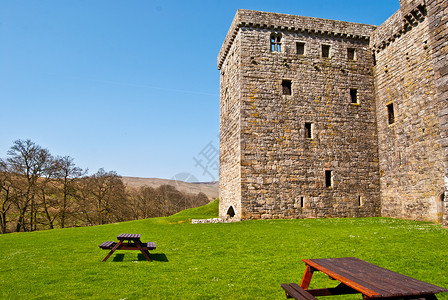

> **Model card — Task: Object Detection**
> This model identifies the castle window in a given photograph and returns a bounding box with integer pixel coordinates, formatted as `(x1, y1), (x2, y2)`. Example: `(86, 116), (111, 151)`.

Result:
(223, 87), (229, 114)
(270, 33), (282, 52)
(325, 170), (332, 187)
(300, 197), (304, 208)
(282, 79), (291, 95)
(358, 195), (363, 207)
(296, 42), (305, 55)
(387, 103), (395, 124)
(305, 122), (313, 139)
(350, 89), (358, 104)
(322, 44), (331, 58)
(347, 48), (356, 60)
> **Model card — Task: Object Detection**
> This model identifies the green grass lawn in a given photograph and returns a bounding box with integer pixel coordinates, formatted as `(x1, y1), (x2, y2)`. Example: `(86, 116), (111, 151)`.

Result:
(1, 199), (447, 299)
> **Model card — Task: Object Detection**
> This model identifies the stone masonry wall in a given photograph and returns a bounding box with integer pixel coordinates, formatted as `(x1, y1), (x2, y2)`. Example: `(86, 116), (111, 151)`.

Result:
(426, 0), (448, 226)
(218, 4), (447, 224)
(371, 1), (446, 223)
(219, 10), (380, 220)
(219, 28), (242, 221)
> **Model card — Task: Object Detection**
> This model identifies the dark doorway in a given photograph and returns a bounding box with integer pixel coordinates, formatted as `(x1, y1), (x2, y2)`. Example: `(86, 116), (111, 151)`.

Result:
(227, 206), (236, 218)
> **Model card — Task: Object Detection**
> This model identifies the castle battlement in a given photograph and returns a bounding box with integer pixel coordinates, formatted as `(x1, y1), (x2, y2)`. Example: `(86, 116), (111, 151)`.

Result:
(371, 1), (427, 52)
(218, 9), (376, 70)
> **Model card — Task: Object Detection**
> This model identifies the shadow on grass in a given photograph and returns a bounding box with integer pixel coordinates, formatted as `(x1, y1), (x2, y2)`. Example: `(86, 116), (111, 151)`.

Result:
(112, 254), (125, 262)
(111, 253), (168, 262)
(142, 253), (169, 262)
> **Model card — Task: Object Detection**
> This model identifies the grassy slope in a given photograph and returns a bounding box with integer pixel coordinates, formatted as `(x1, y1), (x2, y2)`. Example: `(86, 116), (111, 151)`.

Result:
(0, 199), (447, 299)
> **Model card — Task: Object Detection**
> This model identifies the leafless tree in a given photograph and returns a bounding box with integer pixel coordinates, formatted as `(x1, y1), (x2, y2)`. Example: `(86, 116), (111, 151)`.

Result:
(85, 168), (127, 225)
(0, 160), (17, 234)
(6, 139), (54, 232)
(54, 156), (86, 228)
(0, 140), (213, 233)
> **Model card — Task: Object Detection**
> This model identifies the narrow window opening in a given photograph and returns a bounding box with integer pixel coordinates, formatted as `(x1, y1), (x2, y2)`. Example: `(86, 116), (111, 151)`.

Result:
(322, 45), (330, 58)
(325, 170), (332, 187)
(373, 52), (377, 66)
(347, 48), (356, 60)
(296, 42), (305, 55)
(350, 89), (358, 104)
(223, 87), (229, 114)
(387, 103), (395, 125)
(270, 33), (282, 52)
(305, 122), (313, 139)
(282, 79), (292, 95)
(441, 193), (445, 202)
(226, 206), (236, 218)
(358, 196), (363, 207)
(300, 197), (304, 208)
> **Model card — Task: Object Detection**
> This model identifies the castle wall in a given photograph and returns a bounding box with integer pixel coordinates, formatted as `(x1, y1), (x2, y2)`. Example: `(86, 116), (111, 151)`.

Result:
(218, 3), (447, 224)
(219, 31), (243, 221)
(371, 1), (446, 222)
(219, 10), (380, 220)
(426, 0), (448, 226)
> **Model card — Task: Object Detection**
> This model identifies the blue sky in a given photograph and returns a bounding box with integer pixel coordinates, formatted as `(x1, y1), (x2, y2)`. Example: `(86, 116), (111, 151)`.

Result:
(0, 0), (399, 182)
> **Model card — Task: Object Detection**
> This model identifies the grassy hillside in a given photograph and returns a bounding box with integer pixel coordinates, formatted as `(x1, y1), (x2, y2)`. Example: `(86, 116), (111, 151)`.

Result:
(121, 176), (219, 200)
(1, 200), (447, 299)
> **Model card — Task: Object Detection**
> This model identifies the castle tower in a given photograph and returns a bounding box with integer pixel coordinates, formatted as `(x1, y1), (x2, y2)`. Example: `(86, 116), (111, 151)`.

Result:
(218, 10), (380, 221)
(218, 2), (447, 225)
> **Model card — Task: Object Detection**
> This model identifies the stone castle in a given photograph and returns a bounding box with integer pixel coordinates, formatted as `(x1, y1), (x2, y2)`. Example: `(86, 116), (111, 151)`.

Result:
(218, 0), (448, 226)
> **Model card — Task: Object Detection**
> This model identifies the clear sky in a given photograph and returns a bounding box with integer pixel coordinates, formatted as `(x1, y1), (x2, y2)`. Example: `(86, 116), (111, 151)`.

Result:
(0, 0), (400, 182)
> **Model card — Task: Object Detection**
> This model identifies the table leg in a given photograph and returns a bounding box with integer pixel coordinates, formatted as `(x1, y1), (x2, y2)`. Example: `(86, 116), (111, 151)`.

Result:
(135, 241), (152, 262)
(300, 265), (315, 289)
(102, 241), (122, 262)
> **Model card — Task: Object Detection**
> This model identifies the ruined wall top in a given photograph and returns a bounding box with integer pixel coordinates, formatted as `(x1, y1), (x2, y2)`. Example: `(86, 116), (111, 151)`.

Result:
(217, 9), (377, 70)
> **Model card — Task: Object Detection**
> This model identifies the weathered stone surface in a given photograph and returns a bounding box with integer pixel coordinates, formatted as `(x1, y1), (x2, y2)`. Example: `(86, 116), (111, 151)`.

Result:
(372, 0), (447, 224)
(218, 1), (447, 225)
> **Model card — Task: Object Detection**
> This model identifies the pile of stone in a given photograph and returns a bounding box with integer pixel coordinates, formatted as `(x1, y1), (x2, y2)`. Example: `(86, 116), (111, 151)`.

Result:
(191, 218), (223, 224)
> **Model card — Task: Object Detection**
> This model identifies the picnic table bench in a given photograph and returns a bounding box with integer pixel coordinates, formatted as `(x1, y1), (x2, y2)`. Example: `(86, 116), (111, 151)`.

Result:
(282, 257), (447, 300)
(99, 233), (156, 262)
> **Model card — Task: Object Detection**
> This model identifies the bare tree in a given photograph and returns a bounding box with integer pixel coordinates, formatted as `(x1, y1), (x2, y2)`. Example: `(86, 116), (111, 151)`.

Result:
(0, 140), (213, 233)
(6, 139), (54, 232)
(0, 159), (17, 234)
(36, 155), (64, 229)
(87, 168), (127, 225)
(127, 186), (161, 219)
(125, 185), (211, 221)
(54, 156), (86, 228)
(73, 177), (95, 226)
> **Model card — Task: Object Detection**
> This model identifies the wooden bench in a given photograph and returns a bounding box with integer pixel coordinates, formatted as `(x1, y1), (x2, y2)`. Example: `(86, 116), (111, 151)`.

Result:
(99, 241), (115, 249)
(99, 233), (156, 262)
(284, 257), (448, 300)
(99, 241), (156, 250)
(281, 283), (318, 300)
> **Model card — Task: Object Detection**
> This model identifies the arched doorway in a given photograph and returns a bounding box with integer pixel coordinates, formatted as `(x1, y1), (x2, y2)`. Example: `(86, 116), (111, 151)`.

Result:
(226, 206), (236, 219)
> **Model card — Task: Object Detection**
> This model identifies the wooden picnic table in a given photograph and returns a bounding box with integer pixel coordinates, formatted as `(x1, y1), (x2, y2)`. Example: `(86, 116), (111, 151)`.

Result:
(99, 233), (156, 262)
(282, 257), (447, 300)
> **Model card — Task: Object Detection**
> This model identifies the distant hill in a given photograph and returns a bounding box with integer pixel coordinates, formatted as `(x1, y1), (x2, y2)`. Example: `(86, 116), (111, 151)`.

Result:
(121, 177), (219, 200)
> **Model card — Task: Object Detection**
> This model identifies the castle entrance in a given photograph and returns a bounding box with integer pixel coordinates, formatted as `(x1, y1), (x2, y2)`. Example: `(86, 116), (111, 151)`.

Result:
(226, 206), (236, 219)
